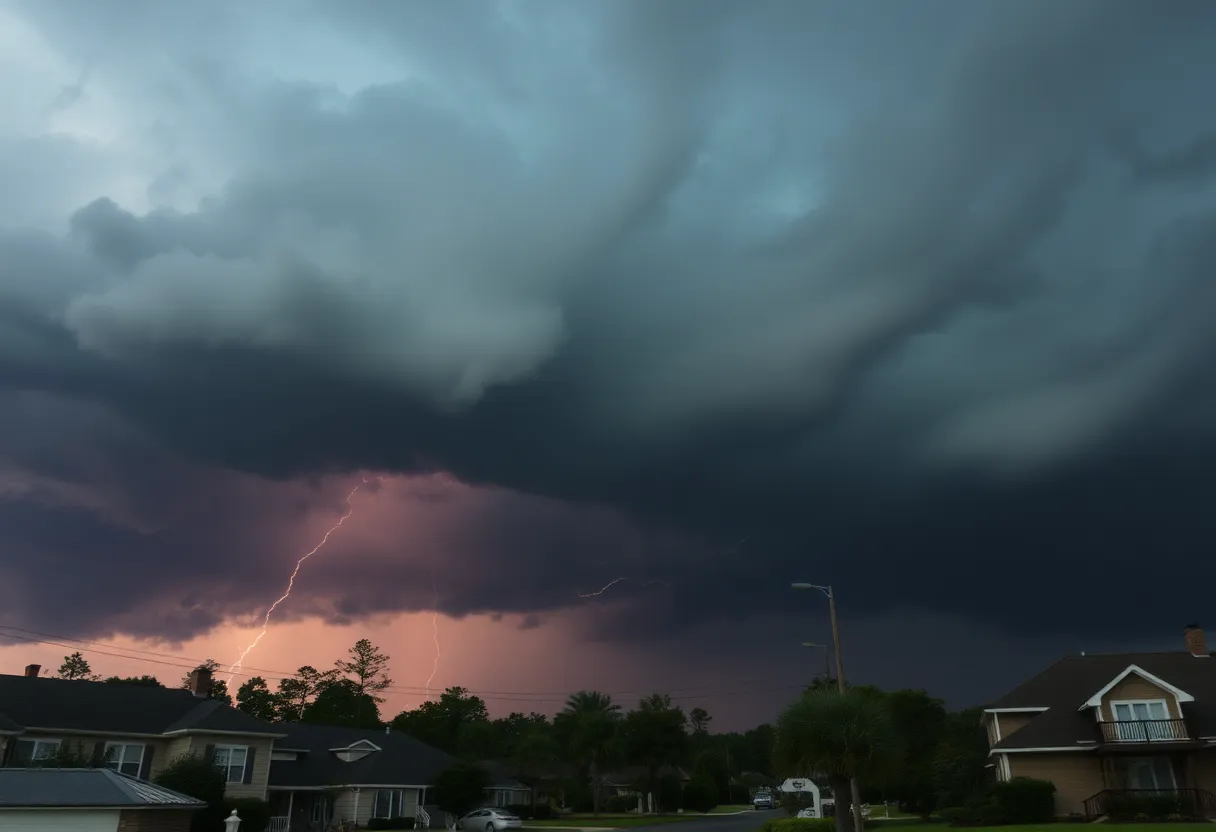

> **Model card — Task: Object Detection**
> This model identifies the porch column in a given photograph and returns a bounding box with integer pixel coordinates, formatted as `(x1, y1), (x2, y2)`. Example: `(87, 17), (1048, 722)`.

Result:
(287, 791), (294, 819)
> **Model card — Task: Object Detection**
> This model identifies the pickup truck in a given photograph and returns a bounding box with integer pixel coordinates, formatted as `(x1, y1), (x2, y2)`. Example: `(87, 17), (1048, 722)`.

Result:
(753, 792), (776, 810)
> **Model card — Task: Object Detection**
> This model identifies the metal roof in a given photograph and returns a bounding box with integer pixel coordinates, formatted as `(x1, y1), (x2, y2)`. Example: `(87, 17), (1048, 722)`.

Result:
(0, 768), (206, 808)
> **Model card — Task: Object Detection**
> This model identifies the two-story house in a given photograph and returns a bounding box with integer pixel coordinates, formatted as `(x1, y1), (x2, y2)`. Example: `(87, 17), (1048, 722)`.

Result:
(984, 625), (1216, 819)
(0, 664), (285, 801)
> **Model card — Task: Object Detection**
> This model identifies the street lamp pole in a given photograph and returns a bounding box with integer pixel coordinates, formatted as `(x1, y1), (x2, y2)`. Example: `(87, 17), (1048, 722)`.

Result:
(793, 583), (864, 832)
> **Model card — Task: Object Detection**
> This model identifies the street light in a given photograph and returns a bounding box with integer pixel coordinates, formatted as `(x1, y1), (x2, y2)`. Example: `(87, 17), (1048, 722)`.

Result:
(793, 582), (863, 832)
(801, 642), (831, 683)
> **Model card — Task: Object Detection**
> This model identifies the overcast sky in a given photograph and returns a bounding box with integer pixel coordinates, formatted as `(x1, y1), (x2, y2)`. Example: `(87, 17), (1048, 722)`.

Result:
(2, 0), (1216, 728)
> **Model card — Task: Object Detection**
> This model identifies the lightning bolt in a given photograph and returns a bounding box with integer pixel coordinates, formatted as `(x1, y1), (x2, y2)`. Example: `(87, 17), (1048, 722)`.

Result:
(426, 571), (441, 697)
(577, 577), (669, 598)
(227, 477), (368, 680)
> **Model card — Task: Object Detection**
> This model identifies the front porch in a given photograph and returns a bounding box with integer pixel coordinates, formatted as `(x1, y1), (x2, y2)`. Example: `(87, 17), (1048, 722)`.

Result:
(1083, 752), (1216, 820)
(267, 790), (332, 832)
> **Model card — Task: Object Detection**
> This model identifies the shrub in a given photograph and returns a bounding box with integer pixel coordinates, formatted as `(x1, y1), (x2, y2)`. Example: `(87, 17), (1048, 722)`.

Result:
(367, 818), (417, 830)
(153, 752), (226, 832)
(683, 775), (719, 813)
(531, 804), (554, 820)
(225, 798), (271, 832)
(604, 794), (638, 813)
(759, 818), (836, 832)
(433, 763), (491, 816)
(992, 777), (1055, 824)
(1107, 791), (1202, 821)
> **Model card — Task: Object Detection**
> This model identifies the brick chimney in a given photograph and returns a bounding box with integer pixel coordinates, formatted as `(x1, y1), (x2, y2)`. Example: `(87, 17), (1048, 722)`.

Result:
(23, 664), (40, 678)
(187, 665), (214, 698)
(1185, 624), (1209, 657)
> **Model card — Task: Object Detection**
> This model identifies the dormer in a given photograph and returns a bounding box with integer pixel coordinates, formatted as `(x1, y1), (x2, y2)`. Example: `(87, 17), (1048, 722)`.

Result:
(330, 738), (381, 762)
(1078, 663), (1195, 743)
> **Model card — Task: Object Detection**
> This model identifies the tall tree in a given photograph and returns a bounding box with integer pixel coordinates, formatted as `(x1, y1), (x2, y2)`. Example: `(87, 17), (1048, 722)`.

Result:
(102, 675), (164, 687)
(931, 708), (990, 809)
(180, 659), (231, 706)
(883, 689), (948, 817)
(689, 708), (712, 736)
(775, 688), (898, 832)
(335, 638), (394, 702)
(302, 678), (382, 728)
(276, 665), (340, 722)
(624, 694), (690, 812)
(236, 676), (281, 722)
(56, 652), (99, 680)
(391, 686), (490, 753)
(555, 690), (623, 815)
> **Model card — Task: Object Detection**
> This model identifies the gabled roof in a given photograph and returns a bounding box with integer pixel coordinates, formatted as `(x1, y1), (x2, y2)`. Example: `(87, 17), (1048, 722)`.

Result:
(0, 768), (206, 808)
(1078, 664), (1195, 710)
(0, 674), (283, 737)
(987, 651), (1216, 752)
(269, 725), (526, 790)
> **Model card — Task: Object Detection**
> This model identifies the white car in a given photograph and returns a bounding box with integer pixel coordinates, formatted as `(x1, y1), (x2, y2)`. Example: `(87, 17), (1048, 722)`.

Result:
(457, 809), (523, 832)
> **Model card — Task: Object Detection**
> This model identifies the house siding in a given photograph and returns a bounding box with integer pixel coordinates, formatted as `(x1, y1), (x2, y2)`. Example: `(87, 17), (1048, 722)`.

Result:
(997, 713), (1036, 738)
(170, 734), (274, 800)
(1099, 677), (1182, 720)
(335, 787), (421, 826)
(1007, 753), (1104, 816)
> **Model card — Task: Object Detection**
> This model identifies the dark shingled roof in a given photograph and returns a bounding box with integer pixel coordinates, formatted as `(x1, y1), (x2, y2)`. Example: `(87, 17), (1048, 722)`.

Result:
(0, 674), (283, 736)
(269, 723), (524, 789)
(988, 651), (1216, 751)
(0, 711), (22, 734)
(0, 767), (205, 808)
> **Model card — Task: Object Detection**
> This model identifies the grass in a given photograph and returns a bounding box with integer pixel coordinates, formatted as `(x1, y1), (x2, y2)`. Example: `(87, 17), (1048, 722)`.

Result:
(523, 817), (702, 828)
(708, 805), (752, 814)
(876, 825), (1215, 832)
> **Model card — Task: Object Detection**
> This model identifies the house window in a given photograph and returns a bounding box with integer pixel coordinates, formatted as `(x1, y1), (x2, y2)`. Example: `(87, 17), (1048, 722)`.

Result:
(103, 743), (145, 778)
(1111, 700), (1172, 741)
(375, 789), (407, 818)
(312, 795), (328, 825)
(213, 745), (249, 783)
(12, 738), (60, 764)
(1116, 757), (1176, 791)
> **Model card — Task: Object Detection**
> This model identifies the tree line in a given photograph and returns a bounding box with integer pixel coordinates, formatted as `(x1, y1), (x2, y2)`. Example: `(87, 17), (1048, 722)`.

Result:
(53, 642), (989, 822)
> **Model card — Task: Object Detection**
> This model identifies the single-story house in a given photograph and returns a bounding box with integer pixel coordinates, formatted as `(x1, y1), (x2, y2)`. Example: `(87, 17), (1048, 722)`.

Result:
(0, 766), (205, 831)
(267, 722), (530, 830)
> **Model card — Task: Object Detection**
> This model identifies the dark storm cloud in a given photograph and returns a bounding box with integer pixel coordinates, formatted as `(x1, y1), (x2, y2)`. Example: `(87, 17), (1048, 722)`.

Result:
(3, 0), (1216, 652)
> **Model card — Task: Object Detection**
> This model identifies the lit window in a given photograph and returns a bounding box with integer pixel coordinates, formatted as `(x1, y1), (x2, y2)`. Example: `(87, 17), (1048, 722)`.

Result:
(212, 746), (249, 783)
(104, 743), (145, 778)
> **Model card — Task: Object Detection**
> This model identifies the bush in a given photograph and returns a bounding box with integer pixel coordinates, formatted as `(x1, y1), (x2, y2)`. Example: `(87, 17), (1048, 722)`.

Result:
(604, 794), (639, 813)
(943, 777), (1055, 826)
(367, 818), (417, 830)
(152, 752), (226, 832)
(683, 776), (719, 814)
(225, 798), (271, 832)
(531, 804), (554, 820)
(433, 763), (491, 816)
(759, 818), (836, 832)
(993, 777), (1055, 824)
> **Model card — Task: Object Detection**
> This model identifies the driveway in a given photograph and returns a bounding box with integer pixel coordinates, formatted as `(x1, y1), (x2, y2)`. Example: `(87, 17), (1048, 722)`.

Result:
(629, 809), (783, 832)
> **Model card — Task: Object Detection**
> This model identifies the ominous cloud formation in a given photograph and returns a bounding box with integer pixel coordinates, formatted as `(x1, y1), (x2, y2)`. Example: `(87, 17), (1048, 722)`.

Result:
(3, 0), (1216, 697)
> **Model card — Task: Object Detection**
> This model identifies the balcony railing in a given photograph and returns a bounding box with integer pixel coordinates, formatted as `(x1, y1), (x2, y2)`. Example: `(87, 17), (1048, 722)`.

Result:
(1099, 718), (1190, 743)
(1084, 788), (1216, 820)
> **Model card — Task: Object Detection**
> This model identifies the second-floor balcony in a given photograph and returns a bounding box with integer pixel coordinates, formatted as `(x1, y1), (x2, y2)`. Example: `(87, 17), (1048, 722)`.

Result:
(1099, 718), (1191, 744)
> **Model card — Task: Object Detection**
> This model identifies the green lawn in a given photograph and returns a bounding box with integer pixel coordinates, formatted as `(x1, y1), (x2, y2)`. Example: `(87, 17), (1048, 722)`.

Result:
(889, 825), (1215, 832)
(708, 805), (752, 814)
(524, 817), (702, 828)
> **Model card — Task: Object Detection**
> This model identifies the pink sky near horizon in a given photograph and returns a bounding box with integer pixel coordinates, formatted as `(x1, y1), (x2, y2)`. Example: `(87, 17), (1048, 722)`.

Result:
(0, 607), (761, 723)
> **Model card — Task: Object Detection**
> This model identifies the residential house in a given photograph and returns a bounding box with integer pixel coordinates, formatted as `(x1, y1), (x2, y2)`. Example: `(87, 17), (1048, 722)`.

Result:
(984, 625), (1216, 819)
(267, 722), (529, 831)
(0, 767), (205, 832)
(0, 664), (285, 802)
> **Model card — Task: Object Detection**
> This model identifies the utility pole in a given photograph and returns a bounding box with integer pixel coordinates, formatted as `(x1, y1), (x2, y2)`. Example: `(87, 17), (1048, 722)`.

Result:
(793, 583), (864, 832)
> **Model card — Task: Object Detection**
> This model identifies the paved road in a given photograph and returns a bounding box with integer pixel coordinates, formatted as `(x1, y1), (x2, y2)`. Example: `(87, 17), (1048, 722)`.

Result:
(630, 810), (783, 832)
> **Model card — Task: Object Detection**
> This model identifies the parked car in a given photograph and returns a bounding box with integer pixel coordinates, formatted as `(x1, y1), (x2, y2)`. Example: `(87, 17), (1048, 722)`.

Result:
(753, 791), (776, 810)
(458, 809), (523, 831)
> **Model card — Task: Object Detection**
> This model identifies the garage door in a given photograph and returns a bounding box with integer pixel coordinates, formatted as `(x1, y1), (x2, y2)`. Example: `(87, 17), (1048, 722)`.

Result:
(0, 809), (120, 831)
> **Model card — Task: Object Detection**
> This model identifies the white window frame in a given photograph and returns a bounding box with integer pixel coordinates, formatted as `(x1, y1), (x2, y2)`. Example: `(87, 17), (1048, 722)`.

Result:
(1120, 756), (1177, 790)
(374, 789), (407, 819)
(312, 795), (328, 824)
(1111, 699), (1173, 741)
(16, 738), (60, 762)
(213, 745), (249, 784)
(103, 742), (146, 778)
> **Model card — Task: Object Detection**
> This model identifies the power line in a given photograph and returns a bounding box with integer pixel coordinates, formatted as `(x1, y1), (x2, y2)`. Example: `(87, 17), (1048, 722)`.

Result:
(0, 623), (799, 704)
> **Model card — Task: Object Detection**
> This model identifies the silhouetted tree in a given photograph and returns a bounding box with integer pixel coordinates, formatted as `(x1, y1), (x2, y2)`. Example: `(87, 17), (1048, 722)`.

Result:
(335, 638), (393, 702)
(56, 652), (99, 680)
(236, 676), (280, 722)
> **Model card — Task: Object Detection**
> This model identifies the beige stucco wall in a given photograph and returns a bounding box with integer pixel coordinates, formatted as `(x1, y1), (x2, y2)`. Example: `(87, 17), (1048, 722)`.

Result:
(167, 734), (275, 801)
(1007, 753), (1105, 816)
(1099, 676), (1182, 720)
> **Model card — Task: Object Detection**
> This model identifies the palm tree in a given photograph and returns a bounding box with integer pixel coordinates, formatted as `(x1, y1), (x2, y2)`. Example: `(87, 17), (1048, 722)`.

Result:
(556, 691), (623, 815)
(775, 688), (898, 832)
